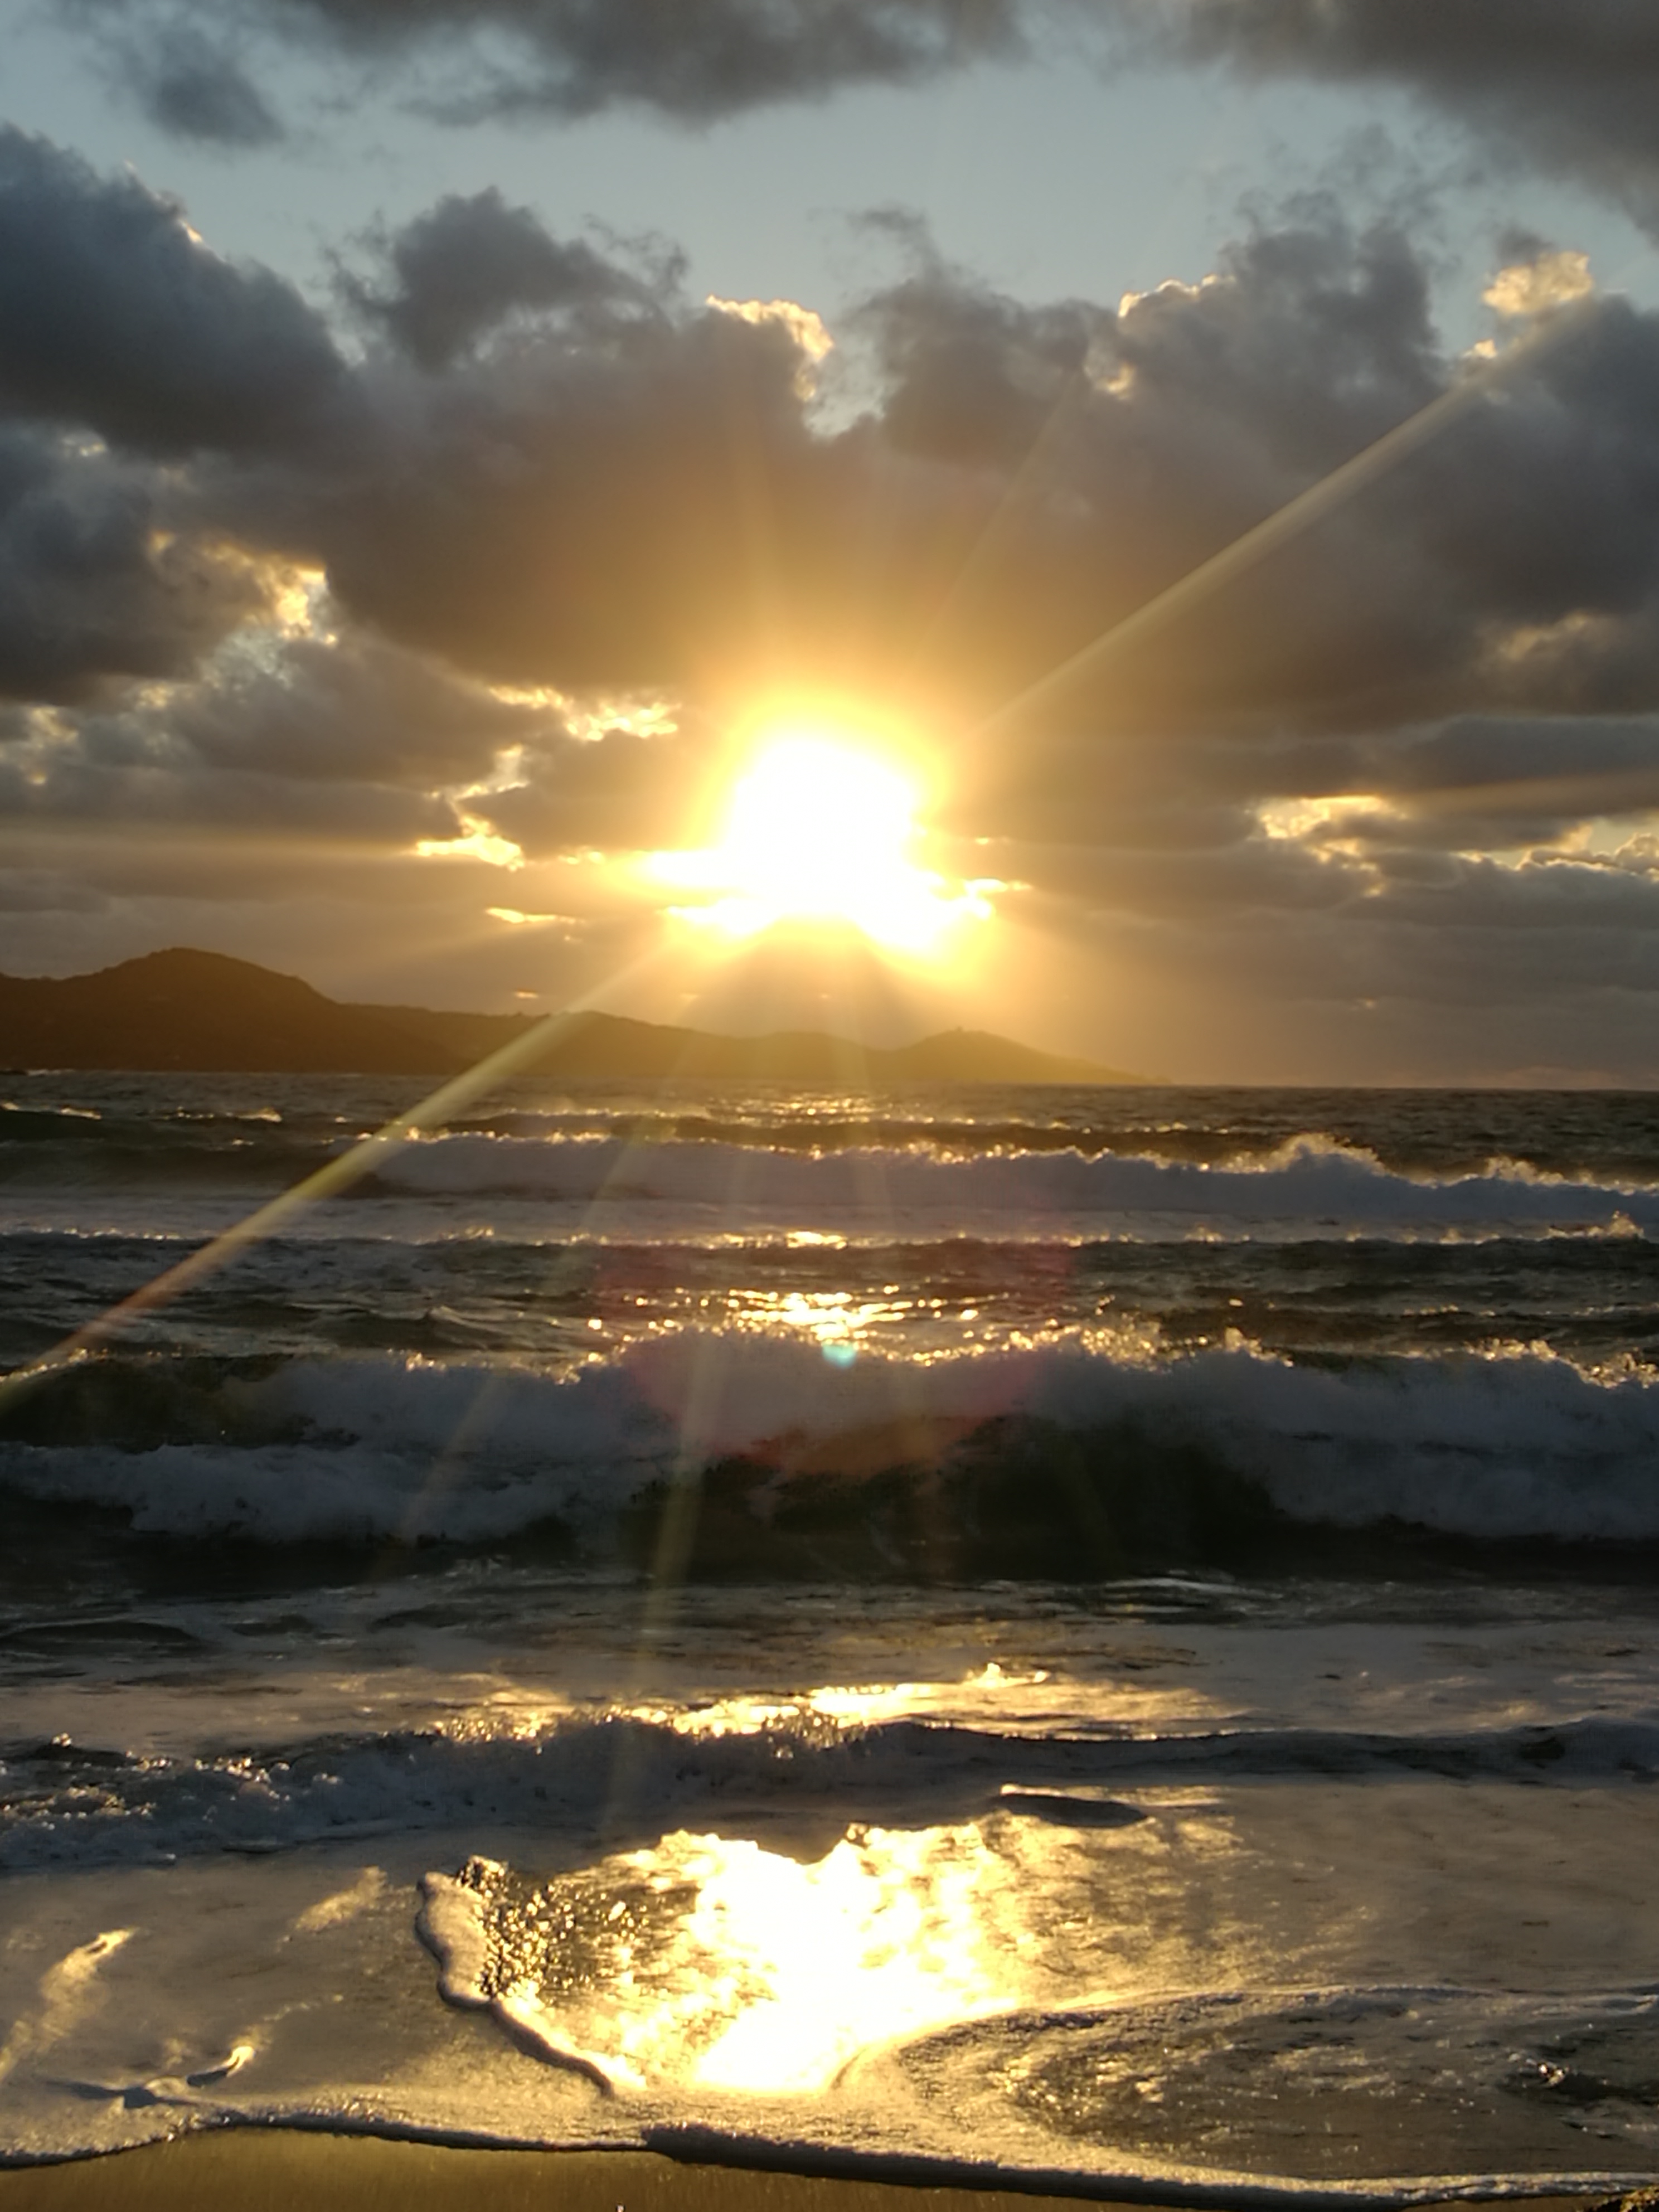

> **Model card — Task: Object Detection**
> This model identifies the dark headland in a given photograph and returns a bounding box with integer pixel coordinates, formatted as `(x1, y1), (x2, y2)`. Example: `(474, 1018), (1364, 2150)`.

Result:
(0, 948), (1140, 1083)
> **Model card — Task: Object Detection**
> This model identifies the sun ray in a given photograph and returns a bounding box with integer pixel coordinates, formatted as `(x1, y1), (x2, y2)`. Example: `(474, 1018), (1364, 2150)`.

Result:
(0, 944), (674, 1421)
(968, 292), (1601, 751)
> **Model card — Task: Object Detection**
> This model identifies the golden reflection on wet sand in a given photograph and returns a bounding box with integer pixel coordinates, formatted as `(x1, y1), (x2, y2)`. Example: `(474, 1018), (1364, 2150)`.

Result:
(424, 1820), (1023, 2095)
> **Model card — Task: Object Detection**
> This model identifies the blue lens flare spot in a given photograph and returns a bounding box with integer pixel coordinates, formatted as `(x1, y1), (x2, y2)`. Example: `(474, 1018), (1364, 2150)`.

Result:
(821, 1341), (858, 1369)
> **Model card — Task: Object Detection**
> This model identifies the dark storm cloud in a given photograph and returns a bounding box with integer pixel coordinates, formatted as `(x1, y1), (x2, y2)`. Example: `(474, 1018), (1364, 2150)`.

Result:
(479, 721), (718, 854)
(48, 0), (1659, 272)
(343, 191), (661, 370)
(0, 629), (561, 840)
(845, 211), (1482, 736)
(1359, 716), (1659, 850)
(0, 127), (346, 455)
(59, 0), (1659, 250)
(168, 630), (558, 786)
(124, 25), (285, 146)
(1025, 712), (1659, 856)
(831, 214), (1659, 755)
(265, 284), (833, 695)
(1052, 806), (1659, 1050)
(1000, 826), (1351, 921)
(0, 715), (462, 842)
(1345, 854), (1659, 1010)
(1118, 2), (1659, 234)
(1113, 713), (1659, 860)
(11, 125), (1659, 803)
(1202, 869), (1659, 1034)
(415, 0), (1029, 122)
(67, 0), (1028, 131)
(848, 263), (1097, 466)
(0, 429), (265, 700)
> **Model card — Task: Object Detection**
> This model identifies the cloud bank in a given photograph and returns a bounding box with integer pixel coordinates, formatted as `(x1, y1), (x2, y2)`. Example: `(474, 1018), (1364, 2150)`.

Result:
(65, 0), (1030, 132)
(7, 123), (1659, 1076)
(1128, 2), (1659, 236)
(57, 0), (1659, 249)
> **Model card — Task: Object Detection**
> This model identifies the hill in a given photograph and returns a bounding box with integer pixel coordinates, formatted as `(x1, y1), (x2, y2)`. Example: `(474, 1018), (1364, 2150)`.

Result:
(1, 948), (1142, 1084)
(0, 948), (441, 1074)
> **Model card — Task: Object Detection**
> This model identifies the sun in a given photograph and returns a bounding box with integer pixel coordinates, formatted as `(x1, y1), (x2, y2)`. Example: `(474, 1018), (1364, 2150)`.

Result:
(649, 721), (996, 954)
(717, 739), (921, 937)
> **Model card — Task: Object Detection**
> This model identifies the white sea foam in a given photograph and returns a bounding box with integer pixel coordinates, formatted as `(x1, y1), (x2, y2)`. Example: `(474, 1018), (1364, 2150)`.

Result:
(7, 1707), (1659, 1873)
(7, 1333), (1659, 1545)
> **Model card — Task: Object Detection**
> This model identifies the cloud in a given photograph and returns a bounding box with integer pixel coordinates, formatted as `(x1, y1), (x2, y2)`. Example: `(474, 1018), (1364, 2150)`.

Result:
(423, 0), (1030, 120)
(0, 127), (346, 456)
(479, 720), (719, 855)
(172, 629), (558, 786)
(844, 219), (1659, 750)
(0, 725), (461, 842)
(264, 276), (836, 695)
(66, 0), (1030, 134)
(14, 140), (1659, 768)
(0, 429), (266, 701)
(15, 143), (1659, 817)
(0, 867), (111, 916)
(52, 0), (1659, 267)
(1114, 1), (1659, 237)
(122, 25), (285, 145)
(45, 0), (1659, 275)
(1369, 716), (1659, 834)
(208, 201), (1488, 736)
(14, 134), (1659, 1070)
(0, 626), (566, 840)
(342, 190), (664, 370)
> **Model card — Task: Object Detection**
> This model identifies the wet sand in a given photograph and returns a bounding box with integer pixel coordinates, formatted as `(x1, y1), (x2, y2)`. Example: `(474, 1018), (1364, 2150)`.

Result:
(0, 2132), (1122, 2209)
(0, 2135), (1608, 2212)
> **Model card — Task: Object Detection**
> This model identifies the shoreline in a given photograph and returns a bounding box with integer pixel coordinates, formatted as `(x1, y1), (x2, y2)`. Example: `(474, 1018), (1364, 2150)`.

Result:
(0, 2135), (1617, 2212)
(0, 2133), (1142, 2210)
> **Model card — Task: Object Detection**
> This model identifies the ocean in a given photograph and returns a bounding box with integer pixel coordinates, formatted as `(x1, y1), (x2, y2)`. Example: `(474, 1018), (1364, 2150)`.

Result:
(4, 1071), (1659, 2198)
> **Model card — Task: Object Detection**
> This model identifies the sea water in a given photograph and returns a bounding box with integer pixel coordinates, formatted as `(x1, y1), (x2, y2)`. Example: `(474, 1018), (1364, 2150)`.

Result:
(3, 1074), (1659, 2196)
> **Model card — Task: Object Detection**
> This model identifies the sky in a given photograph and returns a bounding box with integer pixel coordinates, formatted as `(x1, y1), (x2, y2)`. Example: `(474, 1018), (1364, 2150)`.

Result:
(8, 3), (1659, 1081)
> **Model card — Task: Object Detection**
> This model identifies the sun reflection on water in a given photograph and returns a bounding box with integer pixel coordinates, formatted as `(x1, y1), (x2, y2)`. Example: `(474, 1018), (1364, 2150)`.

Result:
(645, 1670), (1051, 1739)
(424, 1821), (1018, 2095)
(687, 1824), (1006, 2091)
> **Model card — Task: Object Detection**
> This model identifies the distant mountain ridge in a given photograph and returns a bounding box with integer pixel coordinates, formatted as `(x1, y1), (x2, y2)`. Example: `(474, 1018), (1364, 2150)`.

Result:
(0, 949), (1142, 1084)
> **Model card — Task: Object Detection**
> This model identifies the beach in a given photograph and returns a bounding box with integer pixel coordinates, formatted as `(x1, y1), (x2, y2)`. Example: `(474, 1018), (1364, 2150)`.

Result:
(0, 2131), (1118, 2211)
(0, 2136), (1612, 2212)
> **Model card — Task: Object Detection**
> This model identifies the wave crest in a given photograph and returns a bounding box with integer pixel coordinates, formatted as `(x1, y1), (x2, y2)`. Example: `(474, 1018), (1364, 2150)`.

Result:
(6, 1332), (1659, 1555)
(367, 1133), (1659, 1241)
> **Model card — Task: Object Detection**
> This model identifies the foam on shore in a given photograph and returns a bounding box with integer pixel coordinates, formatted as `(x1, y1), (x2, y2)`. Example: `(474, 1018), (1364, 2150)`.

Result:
(0, 2131), (1611, 2212)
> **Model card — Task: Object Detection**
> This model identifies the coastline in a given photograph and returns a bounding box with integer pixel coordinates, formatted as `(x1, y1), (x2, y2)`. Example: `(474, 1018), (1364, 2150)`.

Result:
(0, 2132), (1143, 2210)
(0, 2135), (1612, 2212)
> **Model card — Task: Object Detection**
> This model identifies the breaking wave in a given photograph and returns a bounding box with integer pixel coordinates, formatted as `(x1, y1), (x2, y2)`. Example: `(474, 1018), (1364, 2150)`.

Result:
(367, 1133), (1659, 1240)
(6, 1331), (1659, 1553)
(7, 1707), (1658, 1873)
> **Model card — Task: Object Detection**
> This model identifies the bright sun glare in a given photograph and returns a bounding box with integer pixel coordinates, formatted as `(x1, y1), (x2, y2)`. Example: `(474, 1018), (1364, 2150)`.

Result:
(652, 724), (995, 954)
